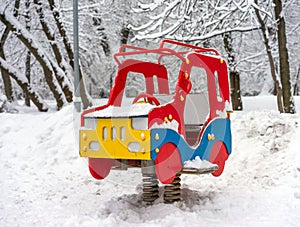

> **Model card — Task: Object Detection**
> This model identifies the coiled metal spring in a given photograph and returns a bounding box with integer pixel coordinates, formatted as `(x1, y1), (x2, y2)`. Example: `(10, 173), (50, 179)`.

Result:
(164, 172), (181, 203)
(142, 173), (159, 204)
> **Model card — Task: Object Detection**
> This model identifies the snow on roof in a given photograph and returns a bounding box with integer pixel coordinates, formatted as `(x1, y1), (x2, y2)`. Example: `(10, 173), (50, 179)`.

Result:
(84, 103), (155, 118)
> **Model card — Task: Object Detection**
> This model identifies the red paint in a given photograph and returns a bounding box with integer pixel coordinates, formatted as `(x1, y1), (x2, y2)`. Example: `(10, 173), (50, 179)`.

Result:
(133, 93), (160, 106)
(155, 143), (182, 184)
(159, 39), (220, 56)
(81, 60), (170, 126)
(88, 158), (114, 180)
(209, 141), (229, 177)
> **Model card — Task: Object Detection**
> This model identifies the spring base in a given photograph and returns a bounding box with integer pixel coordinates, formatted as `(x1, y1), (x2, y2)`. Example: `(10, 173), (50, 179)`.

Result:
(141, 161), (159, 204)
(163, 172), (181, 203)
(142, 174), (159, 204)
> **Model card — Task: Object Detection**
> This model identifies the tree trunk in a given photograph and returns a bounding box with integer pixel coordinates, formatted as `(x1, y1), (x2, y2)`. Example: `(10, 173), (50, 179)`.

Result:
(0, 28), (13, 102)
(0, 58), (48, 112)
(293, 64), (300, 96)
(35, 0), (62, 64)
(24, 0), (31, 107)
(25, 51), (31, 106)
(0, 0), (20, 102)
(120, 25), (130, 45)
(34, 0), (73, 103)
(223, 33), (243, 110)
(254, 0), (284, 113)
(229, 71), (242, 110)
(273, 0), (295, 113)
(48, 0), (92, 109)
(0, 11), (65, 109)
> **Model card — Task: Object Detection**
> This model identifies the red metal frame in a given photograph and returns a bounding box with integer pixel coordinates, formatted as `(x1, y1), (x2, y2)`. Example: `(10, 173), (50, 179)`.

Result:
(81, 39), (228, 127)
(159, 39), (220, 56)
(113, 39), (220, 66)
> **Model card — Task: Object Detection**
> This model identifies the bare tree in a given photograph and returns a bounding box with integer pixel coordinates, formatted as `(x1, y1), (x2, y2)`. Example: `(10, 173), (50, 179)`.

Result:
(293, 64), (300, 95)
(130, 0), (257, 41)
(0, 27), (13, 102)
(0, 8), (65, 109)
(33, 0), (73, 103)
(130, 0), (259, 110)
(0, 0), (20, 102)
(223, 32), (243, 110)
(24, 0), (31, 106)
(48, 0), (92, 109)
(273, 0), (295, 113)
(254, 0), (284, 113)
(0, 57), (48, 111)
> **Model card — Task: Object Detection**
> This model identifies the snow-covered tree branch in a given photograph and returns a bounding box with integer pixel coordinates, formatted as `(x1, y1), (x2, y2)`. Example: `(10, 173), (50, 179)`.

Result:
(130, 0), (258, 42)
(0, 6), (66, 109)
(0, 57), (48, 111)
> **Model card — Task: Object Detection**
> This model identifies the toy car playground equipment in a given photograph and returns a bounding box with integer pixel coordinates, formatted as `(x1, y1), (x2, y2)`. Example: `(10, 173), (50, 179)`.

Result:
(79, 39), (232, 204)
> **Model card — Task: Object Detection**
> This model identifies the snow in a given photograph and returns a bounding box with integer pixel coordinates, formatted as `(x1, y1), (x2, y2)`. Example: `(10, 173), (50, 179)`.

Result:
(150, 119), (179, 132)
(216, 100), (233, 118)
(184, 156), (218, 170)
(1, 96), (300, 226)
(85, 103), (155, 118)
(0, 94), (18, 113)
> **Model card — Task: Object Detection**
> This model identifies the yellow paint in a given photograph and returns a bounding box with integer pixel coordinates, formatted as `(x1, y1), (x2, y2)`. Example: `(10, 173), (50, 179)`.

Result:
(79, 118), (151, 160)
(155, 148), (160, 153)
(186, 58), (190, 64)
(136, 101), (147, 104)
(208, 133), (215, 141)
(155, 133), (159, 141)
(185, 73), (189, 79)
(164, 117), (169, 123)
(140, 132), (146, 141)
(220, 59), (224, 64)
(180, 95), (185, 102)
(168, 114), (173, 120)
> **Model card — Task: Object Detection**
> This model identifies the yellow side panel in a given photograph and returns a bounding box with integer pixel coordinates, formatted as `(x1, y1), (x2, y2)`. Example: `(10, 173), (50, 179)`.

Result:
(79, 118), (151, 160)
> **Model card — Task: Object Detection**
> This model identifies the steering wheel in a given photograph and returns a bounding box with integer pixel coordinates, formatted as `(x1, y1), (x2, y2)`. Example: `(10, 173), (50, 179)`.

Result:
(132, 94), (160, 106)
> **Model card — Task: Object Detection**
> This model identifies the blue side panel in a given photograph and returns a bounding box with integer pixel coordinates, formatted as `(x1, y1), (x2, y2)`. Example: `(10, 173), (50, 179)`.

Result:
(150, 118), (232, 164)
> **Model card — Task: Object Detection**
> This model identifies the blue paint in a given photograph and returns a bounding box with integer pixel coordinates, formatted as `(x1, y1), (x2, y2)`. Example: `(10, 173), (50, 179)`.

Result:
(150, 118), (231, 164)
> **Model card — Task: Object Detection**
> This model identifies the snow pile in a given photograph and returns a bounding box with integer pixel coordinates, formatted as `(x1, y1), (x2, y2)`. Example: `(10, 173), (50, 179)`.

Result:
(224, 109), (300, 190)
(1, 97), (300, 226)
(184, 156), (218, 169)
(238, 110), (298, 152)
(0, 94), (17, 113)
(150, 119), (179, 132)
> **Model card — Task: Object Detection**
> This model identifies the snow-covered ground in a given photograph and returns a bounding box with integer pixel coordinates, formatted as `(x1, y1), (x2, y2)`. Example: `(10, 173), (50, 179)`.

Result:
(1, 96), (300, 226)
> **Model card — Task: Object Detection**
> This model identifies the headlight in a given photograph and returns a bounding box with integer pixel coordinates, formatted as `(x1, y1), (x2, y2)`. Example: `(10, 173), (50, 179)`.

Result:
(84, 118), (97, 129)
(131, 117), (148, 130)
(89, 141), (100, 151)
(128, 142), (141, 152)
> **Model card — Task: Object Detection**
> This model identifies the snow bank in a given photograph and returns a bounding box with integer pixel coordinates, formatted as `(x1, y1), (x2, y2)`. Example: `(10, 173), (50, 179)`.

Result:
(0, 94), (18, 113)
(1, 97), (300, 226)
(228, 110), (299, 188)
